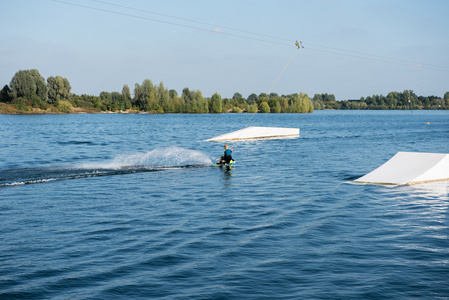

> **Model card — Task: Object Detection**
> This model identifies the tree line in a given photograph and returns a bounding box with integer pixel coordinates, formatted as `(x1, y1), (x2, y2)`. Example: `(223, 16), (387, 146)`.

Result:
(0, 69), (314, 114)
(1, 69), (447, 114)
(312, 91), (449, 110)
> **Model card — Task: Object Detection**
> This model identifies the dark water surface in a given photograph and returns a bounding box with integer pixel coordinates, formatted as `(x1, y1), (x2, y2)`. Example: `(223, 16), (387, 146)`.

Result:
(1, 111), (448, 299)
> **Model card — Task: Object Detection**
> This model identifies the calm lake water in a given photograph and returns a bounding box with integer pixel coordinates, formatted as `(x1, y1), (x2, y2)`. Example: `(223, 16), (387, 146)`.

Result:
(1, 111), (448, 299)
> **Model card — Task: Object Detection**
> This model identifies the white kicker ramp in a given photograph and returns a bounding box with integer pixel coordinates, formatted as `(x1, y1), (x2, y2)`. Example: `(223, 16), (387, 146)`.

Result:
(355, 152), (449, 185)
(205, 126), (300, 142)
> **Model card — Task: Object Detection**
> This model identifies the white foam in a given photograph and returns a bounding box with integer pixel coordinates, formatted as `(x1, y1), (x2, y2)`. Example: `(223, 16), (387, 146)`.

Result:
(1, 178), (57, 187)
(81, 147), (212, 169)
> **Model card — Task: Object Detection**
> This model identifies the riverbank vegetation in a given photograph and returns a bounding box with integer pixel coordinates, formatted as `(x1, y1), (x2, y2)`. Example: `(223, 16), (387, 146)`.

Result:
(1, 69), (448, 114)
(312, 92), (449, 110)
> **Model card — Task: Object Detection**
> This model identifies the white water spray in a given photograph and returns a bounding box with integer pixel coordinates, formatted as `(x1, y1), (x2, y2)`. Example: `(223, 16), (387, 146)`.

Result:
(108, 147), (212, 168)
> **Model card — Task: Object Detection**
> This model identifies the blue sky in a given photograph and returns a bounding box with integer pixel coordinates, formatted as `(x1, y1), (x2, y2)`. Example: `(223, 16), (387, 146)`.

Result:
(1, 0), (448, 100)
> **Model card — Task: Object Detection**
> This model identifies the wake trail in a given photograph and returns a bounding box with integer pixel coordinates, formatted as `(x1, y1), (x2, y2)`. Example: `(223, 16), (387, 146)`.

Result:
(0, 147), (213, 187)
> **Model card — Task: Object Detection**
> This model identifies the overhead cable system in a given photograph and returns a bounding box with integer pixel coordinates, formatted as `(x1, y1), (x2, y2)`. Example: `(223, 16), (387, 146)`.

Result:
(50, 0), (449, 73)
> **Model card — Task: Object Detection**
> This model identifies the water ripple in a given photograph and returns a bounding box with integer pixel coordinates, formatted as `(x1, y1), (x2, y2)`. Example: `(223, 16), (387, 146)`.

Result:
(1, 112), (449, 299)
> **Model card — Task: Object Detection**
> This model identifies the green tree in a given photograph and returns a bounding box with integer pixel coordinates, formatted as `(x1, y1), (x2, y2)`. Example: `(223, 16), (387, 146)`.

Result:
(57, 100), (74, 113)
(142, 79), (155, 111)
(9, 69), (48, 101)
(132, 79), (156, 111)
(247, 93), (258, 105)
(312, 98), (324, 110)
(323, 93), (335, 102)
(133, 83), (143, 109)
(192, 90), (207, 113)
(183, 88), (206, 113)
(147, 92), (156, 111)
(280, 97), (289, 112)
(210, 92), (222, 113)
(423, 97), (430, 109)
(47, 76), (71, 104)
(232, 92), (246, 110)
(121, 84), (132, 110)
(269, 98), (281, 113)
(222, 98), (232, 112)
(111, 92), (121, 111)
(231, 106), (242, 113)
(313, 94), (323, 102)
(258, 93), (267, 105)
(386, 92), (397, 108)
(0, 85), (12, 103)
(269, 92), (279, 99)
(232, 92), (243, 101)
(247, 104), (258, 113)
(292, 93), (313, 113)
(169, 89), (182, 113)
(99, 91), (112, 111)
(260, 101), (270, 113)
(157, 82), (169, 112)
(100, 91), (111, 101)
(182, 88), (193, 112)
(378, 95), (386, 108)
(403, 90), (417, 110)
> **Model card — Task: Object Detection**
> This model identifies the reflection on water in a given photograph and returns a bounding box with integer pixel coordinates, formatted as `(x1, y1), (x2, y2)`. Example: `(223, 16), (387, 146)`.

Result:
(408, 181), (449, 198)
(222, 166), (233, 189)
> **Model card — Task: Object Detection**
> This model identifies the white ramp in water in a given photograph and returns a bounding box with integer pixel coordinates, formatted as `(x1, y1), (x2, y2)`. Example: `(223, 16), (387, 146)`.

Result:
(355, 152), (449, 185)
(205, 126), (299, 141)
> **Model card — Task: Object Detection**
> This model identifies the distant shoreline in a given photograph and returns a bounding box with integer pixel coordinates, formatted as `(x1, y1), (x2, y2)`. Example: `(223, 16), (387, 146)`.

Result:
(2, 108), (448, 115)
(1, 99), (448, 115)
